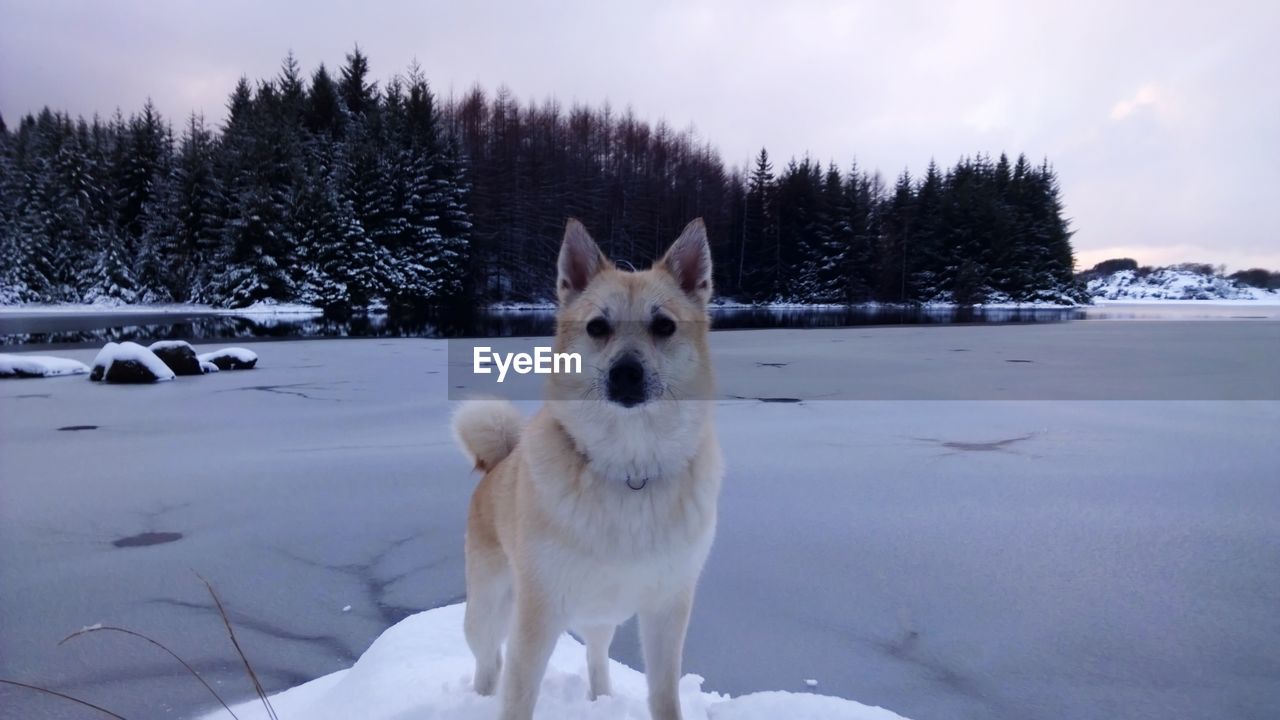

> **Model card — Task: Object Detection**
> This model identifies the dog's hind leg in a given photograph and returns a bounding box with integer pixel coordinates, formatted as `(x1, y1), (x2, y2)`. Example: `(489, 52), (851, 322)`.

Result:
(464, 549), (511, 696)
(578, 623), (616, 700)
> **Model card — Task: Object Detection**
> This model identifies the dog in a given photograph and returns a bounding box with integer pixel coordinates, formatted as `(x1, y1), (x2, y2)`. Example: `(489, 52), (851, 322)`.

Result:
(452, 217), (723, 720)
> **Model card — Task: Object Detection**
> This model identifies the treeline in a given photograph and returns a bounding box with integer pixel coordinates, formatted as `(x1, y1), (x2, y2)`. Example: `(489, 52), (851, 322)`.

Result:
(1081, 259), (1280, 290)
(0, 48), (1085, 308)
(449, 88), (1083, 304)
(0, 50), (469, 310)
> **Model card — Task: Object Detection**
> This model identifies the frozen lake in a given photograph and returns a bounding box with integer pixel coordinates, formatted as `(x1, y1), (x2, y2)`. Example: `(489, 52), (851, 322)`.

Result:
(2, 320), (1278, 720)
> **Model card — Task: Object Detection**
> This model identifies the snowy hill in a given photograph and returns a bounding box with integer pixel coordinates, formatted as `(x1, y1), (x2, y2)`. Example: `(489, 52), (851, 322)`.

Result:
(201, 603), (908, 720)
(1085, 267), (1280, 302)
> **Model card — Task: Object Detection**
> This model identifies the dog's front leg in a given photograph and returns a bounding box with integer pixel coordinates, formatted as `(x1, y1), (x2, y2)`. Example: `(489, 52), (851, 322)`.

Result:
(639, 586), (695, 720)
(499, 584), (562, 720)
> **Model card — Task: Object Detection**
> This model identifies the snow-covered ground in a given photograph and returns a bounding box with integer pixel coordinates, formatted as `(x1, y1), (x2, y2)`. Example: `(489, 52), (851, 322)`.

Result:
(2, 325), (1278, 720)
(0, 301), (324, 316)
(0, 353), (89, 377)
(201, 602), (905, 720)
(1086, 267), (1280, 302)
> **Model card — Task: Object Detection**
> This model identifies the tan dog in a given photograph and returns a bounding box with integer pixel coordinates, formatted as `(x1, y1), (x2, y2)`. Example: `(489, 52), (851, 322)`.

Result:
(453, 218), (723, 720)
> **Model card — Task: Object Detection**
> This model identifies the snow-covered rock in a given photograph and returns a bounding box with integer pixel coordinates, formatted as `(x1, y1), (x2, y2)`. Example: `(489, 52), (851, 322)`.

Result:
(0, 353), (91, 378)
(148, 340), (203, 376)
(1086, 267), (1280, 302)
(204, 602), (907, 720)
(197, 347), (258, 371)
(199, 360), (220, 374)
(89, 342), (176, 383)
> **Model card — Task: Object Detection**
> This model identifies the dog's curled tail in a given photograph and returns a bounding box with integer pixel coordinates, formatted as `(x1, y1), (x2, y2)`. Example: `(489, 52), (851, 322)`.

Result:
(453, 400), (524, 473)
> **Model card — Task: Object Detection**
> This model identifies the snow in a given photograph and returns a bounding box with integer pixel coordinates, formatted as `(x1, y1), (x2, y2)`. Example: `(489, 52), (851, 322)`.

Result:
(199, 360), (220, 373)
(0, 353), (90, 378)
(228, 301), (325, 316)
(198, 347), (258, 365)
(148, 340), (195, 352)
(1087, 268), (1280, 302)
(91, 341), (176, 381)
(201, 602), (906, 720)
(0, 302), (323, 317)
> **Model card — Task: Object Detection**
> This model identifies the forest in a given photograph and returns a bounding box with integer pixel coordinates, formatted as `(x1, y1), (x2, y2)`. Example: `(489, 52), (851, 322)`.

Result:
(0, 48), (1087, 309)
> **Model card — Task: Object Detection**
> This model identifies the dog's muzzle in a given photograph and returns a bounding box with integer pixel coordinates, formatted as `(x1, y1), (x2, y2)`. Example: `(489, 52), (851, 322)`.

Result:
(606, 355), (647, 407)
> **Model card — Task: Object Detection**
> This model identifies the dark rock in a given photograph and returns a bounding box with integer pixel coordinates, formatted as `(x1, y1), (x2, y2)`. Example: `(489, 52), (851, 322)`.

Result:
(148, 341), (203, 376)
(91, 359), (161, 383)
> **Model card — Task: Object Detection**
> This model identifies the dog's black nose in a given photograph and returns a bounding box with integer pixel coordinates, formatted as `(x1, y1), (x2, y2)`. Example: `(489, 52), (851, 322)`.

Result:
(607, 356), (647, 407)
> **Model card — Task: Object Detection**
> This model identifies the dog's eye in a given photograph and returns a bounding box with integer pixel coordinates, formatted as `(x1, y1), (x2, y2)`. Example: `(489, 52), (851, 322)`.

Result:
(586, 317), (611, 338)
(650, 315), (676, 338)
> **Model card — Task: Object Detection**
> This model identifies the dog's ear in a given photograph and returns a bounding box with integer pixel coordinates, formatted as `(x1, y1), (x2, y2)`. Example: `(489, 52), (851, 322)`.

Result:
(557, 219), (608, 304)
(659, 218), (713, 304)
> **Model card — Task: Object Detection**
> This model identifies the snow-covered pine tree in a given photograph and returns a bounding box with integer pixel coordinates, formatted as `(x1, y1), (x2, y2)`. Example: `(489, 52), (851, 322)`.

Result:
(0, 112), (29, 304)
(775, 157), (823, 302)
(801, 163), (849, 303)
(909, 160), (946, 301)
(135, 123), (178, 303)
(166, 114), (224, 302)
(334, 121), (394, 308)
(429, 135), (473, 303)
(382, 69), (472, 307)
(112, 102), (170, 292)
(295, 144), (355, 310)
(211, 79), (297, 307)
(840, 161), (877, 303)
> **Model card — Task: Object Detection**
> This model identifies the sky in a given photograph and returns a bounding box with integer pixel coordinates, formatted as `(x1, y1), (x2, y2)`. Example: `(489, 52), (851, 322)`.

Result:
(2, 0), (1277, 271)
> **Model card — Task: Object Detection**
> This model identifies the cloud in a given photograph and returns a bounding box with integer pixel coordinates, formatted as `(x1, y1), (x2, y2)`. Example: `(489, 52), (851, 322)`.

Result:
(1110, 84), (1161, 121)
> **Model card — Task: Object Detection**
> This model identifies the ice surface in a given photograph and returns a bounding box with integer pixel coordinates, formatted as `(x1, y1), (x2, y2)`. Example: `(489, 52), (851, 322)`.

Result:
(2, 327), (1278, 720)
(0, 353), (90, 377)
(199, 602), (906, 720)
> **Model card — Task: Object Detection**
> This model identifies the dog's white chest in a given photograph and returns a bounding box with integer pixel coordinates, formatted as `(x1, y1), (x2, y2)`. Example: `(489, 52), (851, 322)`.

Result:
(561, 539), (709, 624)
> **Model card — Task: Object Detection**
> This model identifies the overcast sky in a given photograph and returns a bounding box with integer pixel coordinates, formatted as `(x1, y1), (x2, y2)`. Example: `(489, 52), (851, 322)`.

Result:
(2, 0), (1276, 270)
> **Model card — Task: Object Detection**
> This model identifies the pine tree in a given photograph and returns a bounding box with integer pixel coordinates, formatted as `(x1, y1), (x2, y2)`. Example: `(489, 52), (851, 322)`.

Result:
(810, 163), (849, 302)
(910, 160), (946, 300)
(213, 82), (296, 306)
(878, 170), (915, 302)
(0, 112), (29, 303)
(741, 148), (776, 301)
(840, 162), (877, 302)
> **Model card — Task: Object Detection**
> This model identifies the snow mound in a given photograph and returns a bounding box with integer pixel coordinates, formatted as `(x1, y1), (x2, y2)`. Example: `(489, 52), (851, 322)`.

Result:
(0, 353), (91, 378)
(197, 347), (258, 370)
(1087, 268), (1280, 302)
(89, 342), (176, 383)
(228, 301), (324, 316)
(204, 603), (907, 720)
(148, 340), (193, 351)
